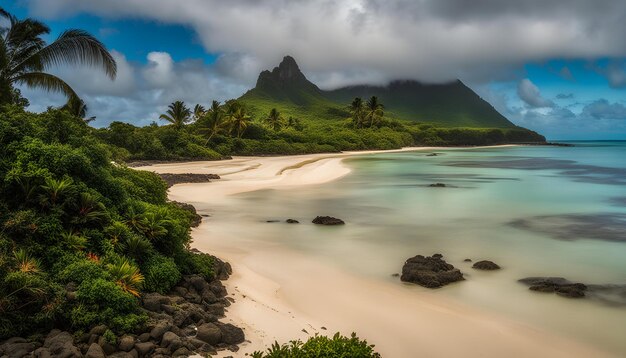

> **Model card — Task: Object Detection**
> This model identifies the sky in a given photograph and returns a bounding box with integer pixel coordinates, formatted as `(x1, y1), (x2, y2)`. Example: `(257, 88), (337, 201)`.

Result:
(3, 0), (626, 140)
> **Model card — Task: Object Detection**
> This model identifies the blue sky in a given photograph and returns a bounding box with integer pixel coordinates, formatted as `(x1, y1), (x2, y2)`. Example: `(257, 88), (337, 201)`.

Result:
(4, 0), (626, 139)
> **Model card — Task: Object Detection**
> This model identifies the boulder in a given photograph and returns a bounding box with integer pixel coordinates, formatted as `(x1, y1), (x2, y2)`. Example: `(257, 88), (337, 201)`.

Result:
(519, 277), (587, 298)
(463, 258), (472, 262)
(217, 323), (245, 345)
(118, 335), (135, 352)
(134, 342), (156, 357)
(400, 254), (464, 288)
(161, 331), (182, 351)
(44, 331), (82, 358)
(196, 323), (222, 345)
(143, 292), (170, 312)
(472, 260), (501, 270)
(97, 336), (117, 356)
(286, 219), (299, 224)
(312, 216), (345, 225)
(172, 347), (191, 357)
(86, 343), (106, 358)
(150, 321), (172, 340)
(1, 340), (40, 358)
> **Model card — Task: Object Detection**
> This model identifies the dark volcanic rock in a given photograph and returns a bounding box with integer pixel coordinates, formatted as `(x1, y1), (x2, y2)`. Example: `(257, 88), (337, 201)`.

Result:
(286, 219), (299, 224)
(158, 173), (220, 187)
(217, 323), (245, 345)
(463, 258), (472, 262)
(312, 216), (345, 225)
(519, 277), (587, 298)
(472, 260), (501, 270)
(401, 254), (464, 288)
(429, 183), (447, 187)
(196, 323), (222, 345)
(86, 343), (106, 358)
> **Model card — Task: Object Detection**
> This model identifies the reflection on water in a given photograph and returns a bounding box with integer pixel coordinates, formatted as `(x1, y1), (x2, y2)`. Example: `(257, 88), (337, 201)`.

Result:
(218, 142), (626, 355)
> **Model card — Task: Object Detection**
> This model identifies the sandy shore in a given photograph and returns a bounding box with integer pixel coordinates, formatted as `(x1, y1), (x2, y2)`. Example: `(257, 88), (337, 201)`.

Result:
(137, 147), (615, 358)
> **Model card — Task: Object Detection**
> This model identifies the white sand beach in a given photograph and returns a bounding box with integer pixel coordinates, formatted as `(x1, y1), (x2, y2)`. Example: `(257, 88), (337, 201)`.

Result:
(136, 147), (615, 358)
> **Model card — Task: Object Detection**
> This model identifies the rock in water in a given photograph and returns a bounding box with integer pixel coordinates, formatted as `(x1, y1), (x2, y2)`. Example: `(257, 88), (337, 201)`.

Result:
(401, 254), (464, 288)
(286, 218), (299, 224)
(429, 183), (447, 187)
(519, 277), (587, 298)
(472, 260), (501, 270)
(312, 216), (345, 225)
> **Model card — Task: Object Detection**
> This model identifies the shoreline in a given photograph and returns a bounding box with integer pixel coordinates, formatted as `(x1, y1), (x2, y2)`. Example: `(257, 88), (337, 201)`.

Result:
(136, 146), (615, 357)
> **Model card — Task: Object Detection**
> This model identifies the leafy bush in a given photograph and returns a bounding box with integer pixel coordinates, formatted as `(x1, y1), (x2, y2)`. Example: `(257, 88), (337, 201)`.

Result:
(252, 332), (381, 358)
(58, 259), (107, 284)
(142, 255), (181, 294)
(71, 278), (145, 332)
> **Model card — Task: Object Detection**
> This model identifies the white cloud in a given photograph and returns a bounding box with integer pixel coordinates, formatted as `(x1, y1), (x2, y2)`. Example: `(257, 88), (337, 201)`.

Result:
(517, 79), (554, 108)
(21, 51), (250, 127)
(24, 0), (626, 87)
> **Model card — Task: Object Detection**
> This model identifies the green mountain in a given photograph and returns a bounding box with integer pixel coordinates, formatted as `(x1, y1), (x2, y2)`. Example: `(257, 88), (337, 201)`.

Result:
(239, 56), (516, 128)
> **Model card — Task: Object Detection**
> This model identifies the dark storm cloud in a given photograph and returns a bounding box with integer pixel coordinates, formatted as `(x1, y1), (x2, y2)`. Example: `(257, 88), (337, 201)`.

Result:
(26, 0), (626, 87)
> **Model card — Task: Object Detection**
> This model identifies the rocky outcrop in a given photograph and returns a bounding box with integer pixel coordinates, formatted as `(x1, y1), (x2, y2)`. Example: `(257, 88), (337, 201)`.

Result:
(472, 260), (501, 270)
(159, 173), (221, 188)
(286, 219), (299, 224)
(0, 257), (242, 358)
(519, 277), (587, 298)
(400, 254), (464, 288)
(312, 216), (345, 225)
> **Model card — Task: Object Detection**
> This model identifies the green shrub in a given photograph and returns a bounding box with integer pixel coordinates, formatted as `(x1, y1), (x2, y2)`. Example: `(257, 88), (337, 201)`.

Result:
(142, 255), (181, 294)
(58, 259), (107, 284)
(177, 251), (214, 280)
(71, 278), (143, 332)
(252, 332), (381, 358)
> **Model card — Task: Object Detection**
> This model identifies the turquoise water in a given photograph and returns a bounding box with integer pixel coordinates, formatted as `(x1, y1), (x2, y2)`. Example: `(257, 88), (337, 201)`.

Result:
(226, 143), (626, 354)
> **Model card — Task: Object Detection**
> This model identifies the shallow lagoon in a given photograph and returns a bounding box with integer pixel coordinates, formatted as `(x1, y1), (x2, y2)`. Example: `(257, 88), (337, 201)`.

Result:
(215, 143), (626, 354)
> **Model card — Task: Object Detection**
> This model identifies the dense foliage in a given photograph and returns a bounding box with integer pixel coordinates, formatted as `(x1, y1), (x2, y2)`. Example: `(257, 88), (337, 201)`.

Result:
(0, 106), (214, 339)
(252, 333), (381, 358)
(94, 99), (545, 163)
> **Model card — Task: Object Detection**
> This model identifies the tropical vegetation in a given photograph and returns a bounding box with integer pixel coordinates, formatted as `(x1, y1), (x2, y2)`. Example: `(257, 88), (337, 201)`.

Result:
(0, 7), (116, 106)
(252, 332), (381, 358)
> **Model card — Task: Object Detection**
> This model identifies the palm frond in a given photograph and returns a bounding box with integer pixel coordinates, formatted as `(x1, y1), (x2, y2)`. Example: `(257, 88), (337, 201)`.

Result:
(36, 29), (116, 79)
(13, 249), (41, 274)
(107, 259), (144, 297)
(14, 71), (79, 102)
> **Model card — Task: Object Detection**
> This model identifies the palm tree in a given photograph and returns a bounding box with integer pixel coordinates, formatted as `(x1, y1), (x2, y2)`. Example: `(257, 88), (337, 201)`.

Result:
(349, 97), (365, 128)
(71, 192), (108, 225)
(365, 96), (384, 128)
(225, 103), (251, 138)
(61, 97), (95, 123)
(107, 259), (144, 297)
(13, 249), (40, 274)
(39, 177), (73, 207)
(264, 108), (284, 131)
(199, 100), (226, 144)
(0, 8), (116, 105)
(193, 104), (206, 122)
(159, 101), (191, 129)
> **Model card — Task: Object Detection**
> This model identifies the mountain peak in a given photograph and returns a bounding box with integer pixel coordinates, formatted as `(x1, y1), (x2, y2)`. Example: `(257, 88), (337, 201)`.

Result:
(248, 56), (322, 104)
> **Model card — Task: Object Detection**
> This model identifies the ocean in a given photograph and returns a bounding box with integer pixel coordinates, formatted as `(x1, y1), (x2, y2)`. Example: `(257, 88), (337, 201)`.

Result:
(217, 142), (626, 354)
